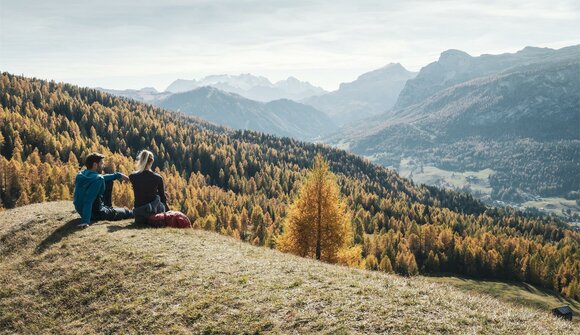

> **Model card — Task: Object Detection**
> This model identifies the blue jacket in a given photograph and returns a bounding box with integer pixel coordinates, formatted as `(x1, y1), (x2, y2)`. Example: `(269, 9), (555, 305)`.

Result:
(73, 170), (122, 224)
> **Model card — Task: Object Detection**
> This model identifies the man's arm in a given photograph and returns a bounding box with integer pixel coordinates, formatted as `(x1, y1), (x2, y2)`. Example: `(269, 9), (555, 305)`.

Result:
(103, 172), (129, 182)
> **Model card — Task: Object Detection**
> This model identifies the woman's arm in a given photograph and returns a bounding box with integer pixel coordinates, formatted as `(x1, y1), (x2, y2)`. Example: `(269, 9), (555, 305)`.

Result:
(158, 176), (169, 211)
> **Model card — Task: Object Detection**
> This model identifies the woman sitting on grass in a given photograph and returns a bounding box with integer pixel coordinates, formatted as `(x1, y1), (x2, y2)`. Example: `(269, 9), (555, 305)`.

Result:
(130, 150), (169, 224)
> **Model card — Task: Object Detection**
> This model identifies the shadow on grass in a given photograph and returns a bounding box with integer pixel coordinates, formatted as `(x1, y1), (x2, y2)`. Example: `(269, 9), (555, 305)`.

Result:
(35, 218), (82, 254)
(425, 273), (580, 312)
(34, 219), (153, 254)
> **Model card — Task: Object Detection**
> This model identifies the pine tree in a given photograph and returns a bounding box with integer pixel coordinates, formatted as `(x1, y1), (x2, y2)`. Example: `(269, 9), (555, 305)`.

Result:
(16, 184), (30, 207)
(365, 254), (379, 270)
(30, 184), (47, 204)
(251, 205), (267, 245)
(277, 154), (351, 263)
(379, 256), (393, 273)
(425, 250), (440, 272)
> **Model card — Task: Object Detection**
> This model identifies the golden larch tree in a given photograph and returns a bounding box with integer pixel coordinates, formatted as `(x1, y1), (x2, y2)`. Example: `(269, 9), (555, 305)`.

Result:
(277, 154), (352, 263)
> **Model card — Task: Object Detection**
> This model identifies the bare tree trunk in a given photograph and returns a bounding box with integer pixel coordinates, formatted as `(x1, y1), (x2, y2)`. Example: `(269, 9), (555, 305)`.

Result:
(316, 173), (322, 260)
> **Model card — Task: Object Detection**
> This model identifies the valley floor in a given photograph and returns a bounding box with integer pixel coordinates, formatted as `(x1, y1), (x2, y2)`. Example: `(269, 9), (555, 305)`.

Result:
(394, 157), (580, 220)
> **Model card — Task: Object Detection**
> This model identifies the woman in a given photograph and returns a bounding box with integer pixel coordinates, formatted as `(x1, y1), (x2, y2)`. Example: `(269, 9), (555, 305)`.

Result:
(130, 150), (169, 224)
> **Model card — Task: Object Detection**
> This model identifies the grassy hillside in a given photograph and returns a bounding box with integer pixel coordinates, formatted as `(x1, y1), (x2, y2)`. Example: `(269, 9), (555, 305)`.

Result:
(0, 202), (576, 334)
(423, 276), (579, 322)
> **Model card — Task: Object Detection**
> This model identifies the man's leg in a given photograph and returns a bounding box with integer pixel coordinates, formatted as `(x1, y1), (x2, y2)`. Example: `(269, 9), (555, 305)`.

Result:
(92, 180), (134, 222)
(103, 180), (114, 207)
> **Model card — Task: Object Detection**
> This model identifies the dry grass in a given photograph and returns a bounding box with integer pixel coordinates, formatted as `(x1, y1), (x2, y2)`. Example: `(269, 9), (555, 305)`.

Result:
(424, 276), (580, 322)
(0, 202), (577, 335)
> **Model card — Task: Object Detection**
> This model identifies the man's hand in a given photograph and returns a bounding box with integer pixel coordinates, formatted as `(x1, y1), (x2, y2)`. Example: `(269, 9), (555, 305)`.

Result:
(165, 191), (170, 200)
(119, 173), (130, 182)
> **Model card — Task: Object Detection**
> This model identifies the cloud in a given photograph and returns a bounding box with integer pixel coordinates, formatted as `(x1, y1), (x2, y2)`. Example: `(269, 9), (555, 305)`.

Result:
(1, 0), (579, 90)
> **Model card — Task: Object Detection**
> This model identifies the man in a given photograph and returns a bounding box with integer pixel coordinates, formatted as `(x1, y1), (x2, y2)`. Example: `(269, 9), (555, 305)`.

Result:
(73, 152), (134, 228)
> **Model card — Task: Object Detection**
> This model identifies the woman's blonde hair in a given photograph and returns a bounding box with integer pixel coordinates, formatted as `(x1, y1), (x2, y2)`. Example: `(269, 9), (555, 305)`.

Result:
(135, 150), (154, 173)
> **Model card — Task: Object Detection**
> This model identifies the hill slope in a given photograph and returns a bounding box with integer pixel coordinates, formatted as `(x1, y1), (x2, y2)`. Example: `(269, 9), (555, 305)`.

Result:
(0, 202), (576, 334)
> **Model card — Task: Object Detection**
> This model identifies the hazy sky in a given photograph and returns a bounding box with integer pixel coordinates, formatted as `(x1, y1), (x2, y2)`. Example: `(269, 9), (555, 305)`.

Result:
(1, 0), (579, 91)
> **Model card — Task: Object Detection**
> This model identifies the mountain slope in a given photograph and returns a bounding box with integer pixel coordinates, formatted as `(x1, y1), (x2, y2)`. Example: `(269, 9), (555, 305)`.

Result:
(394, 45), (580, 110)
(336, 59), (580, 143)
(0, 202), (576, 334)
(166, 74), (327, 102)
(325, 46), (580, 202)
(304, 63), (416, 125)
(157, 86), (337, 140)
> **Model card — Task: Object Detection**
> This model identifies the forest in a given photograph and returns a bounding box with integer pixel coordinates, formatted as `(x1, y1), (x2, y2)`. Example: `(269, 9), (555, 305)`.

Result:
(365, 135), (579, 202)
(0, 72), (578, 299)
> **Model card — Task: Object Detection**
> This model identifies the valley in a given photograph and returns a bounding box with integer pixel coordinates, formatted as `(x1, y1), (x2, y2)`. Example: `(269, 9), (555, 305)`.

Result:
(392, 157), (579, 220)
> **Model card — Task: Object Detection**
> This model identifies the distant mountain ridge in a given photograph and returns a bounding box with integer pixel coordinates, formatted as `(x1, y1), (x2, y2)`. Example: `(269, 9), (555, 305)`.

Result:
(303, 63), (416, 125)
(394, 45), (580, 110)
(158, 86), (337, 140)
(97, 87), (171, 103)
(165, 74), (327, 102)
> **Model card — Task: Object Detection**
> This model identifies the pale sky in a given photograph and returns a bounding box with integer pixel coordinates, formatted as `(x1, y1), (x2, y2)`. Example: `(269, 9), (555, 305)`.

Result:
(1, 0), (579, 91)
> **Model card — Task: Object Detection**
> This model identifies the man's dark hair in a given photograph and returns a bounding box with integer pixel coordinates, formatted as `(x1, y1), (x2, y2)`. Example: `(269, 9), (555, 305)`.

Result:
(85, 152), (105, 169)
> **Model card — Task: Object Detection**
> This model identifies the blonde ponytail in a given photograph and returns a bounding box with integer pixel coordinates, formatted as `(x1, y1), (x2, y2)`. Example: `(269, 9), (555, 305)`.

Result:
(135, 150), (154, 173)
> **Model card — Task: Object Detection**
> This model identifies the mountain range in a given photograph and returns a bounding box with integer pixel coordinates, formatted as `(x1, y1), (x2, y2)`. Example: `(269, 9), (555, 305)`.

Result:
(303, 63), (417, 125)
(157, 86), (337, 140)
(98, 86), (171, 103)
(324, 45), (580, 203)
(165, 74), (327, 102)
(100, 65), (419, 139)
(98, 82), (336, 141)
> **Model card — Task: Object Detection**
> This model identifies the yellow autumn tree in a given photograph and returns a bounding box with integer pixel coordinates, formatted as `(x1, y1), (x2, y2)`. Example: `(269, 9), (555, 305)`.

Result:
(277, 154), (352, 263)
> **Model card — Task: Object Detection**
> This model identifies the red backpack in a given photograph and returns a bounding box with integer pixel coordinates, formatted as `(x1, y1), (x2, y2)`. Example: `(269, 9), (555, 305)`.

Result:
(147, 211), (192, 228)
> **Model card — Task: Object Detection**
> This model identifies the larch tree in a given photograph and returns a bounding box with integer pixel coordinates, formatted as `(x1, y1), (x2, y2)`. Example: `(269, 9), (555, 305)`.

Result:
(277, 154), (352, 263)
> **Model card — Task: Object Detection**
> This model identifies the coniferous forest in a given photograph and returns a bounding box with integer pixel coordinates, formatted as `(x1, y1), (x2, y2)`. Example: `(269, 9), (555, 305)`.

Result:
(1, 72), (578, 299)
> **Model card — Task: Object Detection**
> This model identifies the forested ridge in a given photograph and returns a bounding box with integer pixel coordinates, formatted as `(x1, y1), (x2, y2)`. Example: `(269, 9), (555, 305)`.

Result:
(0, 72), (578, 298)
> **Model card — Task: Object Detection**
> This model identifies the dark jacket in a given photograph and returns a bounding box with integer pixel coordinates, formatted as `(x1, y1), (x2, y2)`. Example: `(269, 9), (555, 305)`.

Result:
(129, 170), (168, 210)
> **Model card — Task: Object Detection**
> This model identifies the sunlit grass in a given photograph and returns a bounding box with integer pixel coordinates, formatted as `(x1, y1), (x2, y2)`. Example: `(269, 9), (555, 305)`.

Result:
(0, 202), (576, 334)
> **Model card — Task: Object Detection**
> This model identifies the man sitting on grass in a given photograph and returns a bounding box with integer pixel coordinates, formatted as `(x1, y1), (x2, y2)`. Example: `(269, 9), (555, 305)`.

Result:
(73, 152), (133, 228)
